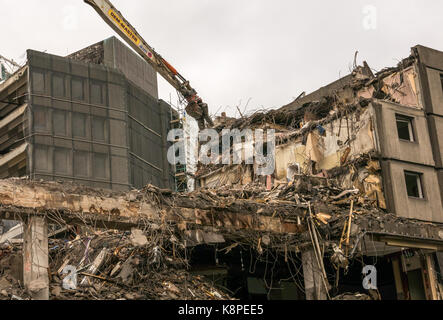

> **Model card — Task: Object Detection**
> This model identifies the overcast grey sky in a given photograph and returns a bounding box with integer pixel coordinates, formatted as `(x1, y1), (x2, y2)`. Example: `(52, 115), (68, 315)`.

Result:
(1, 0), (442, 117)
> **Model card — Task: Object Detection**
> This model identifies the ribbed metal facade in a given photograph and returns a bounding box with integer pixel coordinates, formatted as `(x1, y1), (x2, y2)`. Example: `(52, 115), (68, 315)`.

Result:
(26, 49), (174, 191)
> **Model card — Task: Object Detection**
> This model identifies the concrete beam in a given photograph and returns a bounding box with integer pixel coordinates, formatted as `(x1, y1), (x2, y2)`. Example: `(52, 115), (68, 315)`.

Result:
(23, 216), (49, 300)
(0, 223), (23, 244)
(0, 179), (303, 234)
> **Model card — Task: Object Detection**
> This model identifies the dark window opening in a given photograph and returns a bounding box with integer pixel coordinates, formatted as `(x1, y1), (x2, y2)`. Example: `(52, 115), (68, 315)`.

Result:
(396, 114), (415, 142)
(440, 74), (443, 92)
(404, 171), (424, 199)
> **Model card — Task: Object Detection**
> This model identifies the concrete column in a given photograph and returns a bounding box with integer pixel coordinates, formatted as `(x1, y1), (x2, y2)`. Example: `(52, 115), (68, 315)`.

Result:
(23, 216), (49, 300)
(302, 249), (328, 300)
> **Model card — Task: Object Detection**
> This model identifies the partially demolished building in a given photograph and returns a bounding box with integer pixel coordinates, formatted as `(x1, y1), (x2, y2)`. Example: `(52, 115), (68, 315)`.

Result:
(199, 45), (443, 223)
(195, 45), (443, 299)
(1, 44), (443, 301)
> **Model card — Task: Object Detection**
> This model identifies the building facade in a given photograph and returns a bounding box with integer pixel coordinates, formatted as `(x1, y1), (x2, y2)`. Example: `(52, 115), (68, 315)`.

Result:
(195, 45), (443, 300)
(0, 37), (175, 191)
(199, 45), (443, 224)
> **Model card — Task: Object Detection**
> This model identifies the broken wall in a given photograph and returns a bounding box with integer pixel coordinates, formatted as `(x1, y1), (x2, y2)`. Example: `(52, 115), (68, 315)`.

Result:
(199, 165), (253, 189)
(377, 66), (422, 109)
(275, 106), (377, 177)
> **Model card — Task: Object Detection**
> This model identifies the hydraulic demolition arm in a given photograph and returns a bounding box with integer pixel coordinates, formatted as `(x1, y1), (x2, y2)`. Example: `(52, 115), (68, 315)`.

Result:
(84, 0), (213, 129)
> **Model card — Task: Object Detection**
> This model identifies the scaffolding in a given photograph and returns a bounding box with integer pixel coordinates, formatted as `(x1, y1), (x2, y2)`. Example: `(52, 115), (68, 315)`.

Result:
(169, 96), (197, 193)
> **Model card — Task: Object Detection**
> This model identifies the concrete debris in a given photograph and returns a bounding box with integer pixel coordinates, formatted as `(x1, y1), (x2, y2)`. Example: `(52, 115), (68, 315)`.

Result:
(332, 292), (372, 300)
(0, 230), (233, 301)
(28, 279), (48, 293)
(130, 229), (148, 247)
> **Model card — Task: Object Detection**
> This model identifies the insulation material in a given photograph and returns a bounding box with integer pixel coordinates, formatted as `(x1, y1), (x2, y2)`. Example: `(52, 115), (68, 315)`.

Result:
(200, 165), (252, 189)
(315, 108), (376, 171)
(381, 67), (421, 108)
(362, 174), (386, 209)
(357, 86), (375, 99)
(336, 162), (386, 210)
(305, 131), (324, 163)
(275, 142), (306, 181)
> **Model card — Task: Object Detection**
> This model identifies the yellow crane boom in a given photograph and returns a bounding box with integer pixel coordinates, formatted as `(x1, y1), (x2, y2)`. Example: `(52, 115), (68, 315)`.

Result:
(84, 0), (213, 129)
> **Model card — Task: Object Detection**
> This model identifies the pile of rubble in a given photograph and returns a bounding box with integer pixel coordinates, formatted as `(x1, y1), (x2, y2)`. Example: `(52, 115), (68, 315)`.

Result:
(0, 229), (233, 300)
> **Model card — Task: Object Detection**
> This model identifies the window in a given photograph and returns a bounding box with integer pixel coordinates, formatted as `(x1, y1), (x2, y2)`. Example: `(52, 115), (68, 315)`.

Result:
(440, 74), (443, 92)
(404, 171), (424, 199)
(396, 114), (415, 142)
(73, 113), (87, 138)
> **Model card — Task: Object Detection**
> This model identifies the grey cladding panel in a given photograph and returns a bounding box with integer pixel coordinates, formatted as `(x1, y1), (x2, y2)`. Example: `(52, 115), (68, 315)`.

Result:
(71, 78), (85, 101)
(111, 156), (129, 185)
(53, 110), (67, 136)
(31, 71), (45, 93)
(54, 148), (72, 175)
(103, 37), (158, 99)
(34, 145), (50, 172)
(73, 113), (87, 138)
(92, 117), (106, 142)
(93, 153), (109, 179)
(74, 151), (90, 177)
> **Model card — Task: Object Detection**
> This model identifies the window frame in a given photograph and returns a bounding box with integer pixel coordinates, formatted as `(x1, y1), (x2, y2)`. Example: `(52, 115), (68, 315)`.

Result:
(404, 171), (425, 199)
(395, 114), (415, 143)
